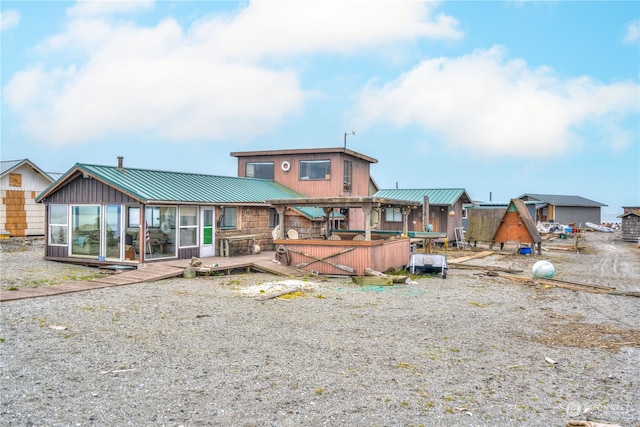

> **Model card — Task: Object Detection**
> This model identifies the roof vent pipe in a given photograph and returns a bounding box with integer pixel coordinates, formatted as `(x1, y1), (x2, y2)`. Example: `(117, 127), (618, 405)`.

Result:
(117, 156), (124, 170)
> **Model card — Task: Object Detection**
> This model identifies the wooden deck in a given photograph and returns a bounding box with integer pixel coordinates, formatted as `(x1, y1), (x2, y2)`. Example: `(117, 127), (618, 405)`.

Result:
(1, 251), (303, 302)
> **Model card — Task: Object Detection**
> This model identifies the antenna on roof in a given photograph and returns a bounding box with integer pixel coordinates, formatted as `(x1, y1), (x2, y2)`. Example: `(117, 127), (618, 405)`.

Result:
(344, 131), (355, 149)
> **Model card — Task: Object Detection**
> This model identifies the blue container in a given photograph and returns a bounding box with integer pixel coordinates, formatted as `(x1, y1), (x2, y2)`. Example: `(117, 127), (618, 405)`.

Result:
(518, 247), (532, 255)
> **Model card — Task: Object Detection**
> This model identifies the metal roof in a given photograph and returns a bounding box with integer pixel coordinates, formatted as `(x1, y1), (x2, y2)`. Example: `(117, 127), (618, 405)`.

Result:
(372, 188), (472, 205)
(230, 147), (378, 164)
(518, 193), (607, 207)
(1, 158), (54, 182)
(37, 163), (305, 205)
(295, 206), (344, 220)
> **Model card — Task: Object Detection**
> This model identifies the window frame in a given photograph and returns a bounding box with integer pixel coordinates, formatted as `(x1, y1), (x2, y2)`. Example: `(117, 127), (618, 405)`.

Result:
(48, 204), (68, 246)
(219, 207), (237, 230)
(245, 162), (274, 180)
(179, 206), (199, 248)
(268, 208), (278, 229)
(299, 159), (331, 181)
(343, 160), (352, 192)
(385, 208), (402, 223)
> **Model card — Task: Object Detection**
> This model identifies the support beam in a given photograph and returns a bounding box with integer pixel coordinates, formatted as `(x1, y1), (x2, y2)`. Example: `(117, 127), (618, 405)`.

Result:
(362, 202), (372, 241)
(275, 205), (286, 239)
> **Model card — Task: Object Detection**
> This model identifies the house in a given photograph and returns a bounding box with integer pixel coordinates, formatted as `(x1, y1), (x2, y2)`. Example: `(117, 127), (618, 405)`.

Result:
(1, 159), (56, 237)
(517, 194), (607, 226)
(231, 147), (377, 230)
(372, 188), (473, 242)
(619, 211), (640, 243)
(35, 157), (314, 265)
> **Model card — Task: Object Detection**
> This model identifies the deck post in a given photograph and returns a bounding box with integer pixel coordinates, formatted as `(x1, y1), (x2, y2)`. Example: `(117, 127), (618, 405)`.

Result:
(362, 202), (372, 241)
(402, 207), (409, 236)
(275, 205), (286, 239)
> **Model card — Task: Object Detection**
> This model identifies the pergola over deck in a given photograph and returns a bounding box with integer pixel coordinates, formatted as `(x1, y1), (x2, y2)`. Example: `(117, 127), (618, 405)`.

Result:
(265, 197), (419, 275)
(266, 196), (419, 240)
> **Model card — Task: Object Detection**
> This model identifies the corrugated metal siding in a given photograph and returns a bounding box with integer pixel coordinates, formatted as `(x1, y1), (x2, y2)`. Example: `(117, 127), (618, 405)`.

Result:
(554, 207), (601, 226)
(44, 174), (138, 204)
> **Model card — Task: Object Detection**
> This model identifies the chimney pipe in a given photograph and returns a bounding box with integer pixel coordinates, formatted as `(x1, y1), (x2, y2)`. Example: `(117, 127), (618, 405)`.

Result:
(117, 156), (124, 170)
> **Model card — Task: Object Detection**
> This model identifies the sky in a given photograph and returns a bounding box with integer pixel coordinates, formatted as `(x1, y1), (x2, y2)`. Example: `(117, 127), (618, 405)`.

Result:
(1, 1), (639, 219)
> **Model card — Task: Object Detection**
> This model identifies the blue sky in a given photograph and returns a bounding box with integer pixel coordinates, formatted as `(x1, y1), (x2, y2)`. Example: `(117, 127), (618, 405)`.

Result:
(2, 1), (639, 219)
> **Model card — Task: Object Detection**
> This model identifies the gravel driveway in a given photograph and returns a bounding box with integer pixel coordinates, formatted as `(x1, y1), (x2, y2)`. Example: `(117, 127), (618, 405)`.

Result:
(1, 233), (638, 426)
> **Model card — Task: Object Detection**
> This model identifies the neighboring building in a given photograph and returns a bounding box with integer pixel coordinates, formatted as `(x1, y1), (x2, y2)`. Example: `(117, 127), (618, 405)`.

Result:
(1, 159), (56, 237)
(35, 157), (315, 265)
(621, 206), (640, 216)
(372, 188), (473, 241)
(517, 194), (607, 226)
(492, 199), (542, 254)
(231, 147), (377, 230)
(619, 211), (640, 243)
(465, 201), (540, 245)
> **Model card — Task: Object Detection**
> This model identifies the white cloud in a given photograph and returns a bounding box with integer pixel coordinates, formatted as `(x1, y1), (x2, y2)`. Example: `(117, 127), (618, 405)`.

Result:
(353, 46), (640, 158)
(189, 1), (463, 61)
(623, 20), (639, 44)
(0, 9), (20, 31)
(4, 1), (462, 146)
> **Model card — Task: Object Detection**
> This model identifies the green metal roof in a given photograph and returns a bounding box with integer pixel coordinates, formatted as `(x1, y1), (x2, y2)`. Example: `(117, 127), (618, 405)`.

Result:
(295, 206), (345, 220)
(373, 188), (471, 205)
(39, 163), (304, 204)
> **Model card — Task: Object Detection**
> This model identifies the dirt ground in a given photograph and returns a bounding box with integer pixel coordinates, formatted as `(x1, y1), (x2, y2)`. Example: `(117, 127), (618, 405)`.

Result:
(0, 231), (639, 426)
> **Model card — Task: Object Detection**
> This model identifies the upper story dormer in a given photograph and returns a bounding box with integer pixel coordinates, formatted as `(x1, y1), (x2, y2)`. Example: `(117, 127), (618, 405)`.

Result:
(230, 148), (377, 198)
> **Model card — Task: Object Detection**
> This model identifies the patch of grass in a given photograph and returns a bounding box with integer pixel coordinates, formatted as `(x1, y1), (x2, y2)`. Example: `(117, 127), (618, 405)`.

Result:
(468, 301), (486, 308)
(279, 291), (305, 299)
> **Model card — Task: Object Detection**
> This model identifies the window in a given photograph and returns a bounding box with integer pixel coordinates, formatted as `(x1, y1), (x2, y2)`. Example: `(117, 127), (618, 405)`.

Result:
(179, 206), (198, 247)
(343, 160), (352, 192)
(128, 207), (140, 227)
(49, 205), (68, 245)
(269, 208), (278, 228)
(145, 207), (162, 227)
(462, 205), (469, 220)
(299, 160), (330, 180)
(246, 162), (274, 180)
(385, 208), (402, 223)
(218, 207), (237, 229)
(71, 205), (101, 257)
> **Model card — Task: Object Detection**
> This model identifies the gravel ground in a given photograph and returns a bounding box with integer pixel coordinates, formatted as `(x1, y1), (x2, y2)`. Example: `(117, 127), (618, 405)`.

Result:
(0, 233), (639, 426)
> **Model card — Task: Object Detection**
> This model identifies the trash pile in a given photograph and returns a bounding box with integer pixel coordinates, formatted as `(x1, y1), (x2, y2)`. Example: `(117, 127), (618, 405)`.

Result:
(238, 279), (316, 298)
(537, 221), (575, 234)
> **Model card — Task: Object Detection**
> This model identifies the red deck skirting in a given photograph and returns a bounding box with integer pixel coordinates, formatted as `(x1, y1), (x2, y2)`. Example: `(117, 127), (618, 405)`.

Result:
(275, 238), (410, 275)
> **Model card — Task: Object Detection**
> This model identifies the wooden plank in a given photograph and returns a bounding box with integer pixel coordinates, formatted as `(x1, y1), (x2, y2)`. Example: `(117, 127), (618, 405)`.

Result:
(252, 260), (305, 277)
(351, 276), (393, 286)
(449, 251), (494, 263)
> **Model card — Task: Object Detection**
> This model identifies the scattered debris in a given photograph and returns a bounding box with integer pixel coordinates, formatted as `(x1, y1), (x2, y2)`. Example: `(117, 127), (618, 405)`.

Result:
(544, 356), (557, 365)
(240, 279), (317, 300)
(495, 273), (640, 297)
(538, 321), (640, 353)
(48, 325), (67, 330)
(566, 421), (622, 427)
